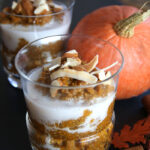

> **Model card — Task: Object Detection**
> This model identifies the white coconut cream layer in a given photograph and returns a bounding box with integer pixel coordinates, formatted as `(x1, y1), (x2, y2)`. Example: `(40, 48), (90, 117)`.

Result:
(0, 2), (71, 51)
(24, 67), (115, 134)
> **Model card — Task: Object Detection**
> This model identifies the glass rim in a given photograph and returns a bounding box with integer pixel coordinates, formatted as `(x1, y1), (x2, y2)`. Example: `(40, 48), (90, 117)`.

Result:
(3, 0), (75, 18)
(15, 34), (124, 89)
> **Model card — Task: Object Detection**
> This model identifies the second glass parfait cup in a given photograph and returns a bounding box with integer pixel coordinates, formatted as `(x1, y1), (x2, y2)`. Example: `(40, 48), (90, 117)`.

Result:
(15, 35), (124, 150)
(0, 0), (75, 88)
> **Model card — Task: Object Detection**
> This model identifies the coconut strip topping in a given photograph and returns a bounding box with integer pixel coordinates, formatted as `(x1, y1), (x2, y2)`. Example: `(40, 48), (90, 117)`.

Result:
(62, 50), (78, 58)
(74, 55), (99, 72)
(61, 58), (81, 68)
(47, 57), (61, 71)
(50, 69), (98, 84)
(91, 61), (118, 75)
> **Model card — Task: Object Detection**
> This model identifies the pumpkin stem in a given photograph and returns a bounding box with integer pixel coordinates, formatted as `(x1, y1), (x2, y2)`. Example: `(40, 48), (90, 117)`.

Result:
(114, 5), (150, 38)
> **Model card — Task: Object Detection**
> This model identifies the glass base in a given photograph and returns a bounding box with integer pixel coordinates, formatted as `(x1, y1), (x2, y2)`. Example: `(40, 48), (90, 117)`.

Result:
(4, 68), (21, 89)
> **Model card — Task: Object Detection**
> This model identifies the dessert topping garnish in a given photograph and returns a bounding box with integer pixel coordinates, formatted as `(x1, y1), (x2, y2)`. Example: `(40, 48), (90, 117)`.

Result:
(21, 0), (34, 16)
(12, 1), (18, 10)
(62, 50), (78, 58)
(91, 61), (118, 84)
(34, 0), (50, 14)
(73, 55), (99, 72)
(0, 0), (64, 25)
(61, 58), (81, 68)
(33, 0), (48, 7)
(39, 50), (118, 98)
(91, 61), (118, 75)
(50, 68), (98, 84)
(48, 50), (118, 85)
(47, 57), (61, 71)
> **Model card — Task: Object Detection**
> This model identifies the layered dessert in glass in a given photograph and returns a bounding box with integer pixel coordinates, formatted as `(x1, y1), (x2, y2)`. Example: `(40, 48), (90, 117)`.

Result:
(15, 35), (124, 150)
(0, 0), (74, 88)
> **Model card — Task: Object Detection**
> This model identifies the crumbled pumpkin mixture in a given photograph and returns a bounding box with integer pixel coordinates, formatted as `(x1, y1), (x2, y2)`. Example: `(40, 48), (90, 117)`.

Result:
(0, 0), (64, 25)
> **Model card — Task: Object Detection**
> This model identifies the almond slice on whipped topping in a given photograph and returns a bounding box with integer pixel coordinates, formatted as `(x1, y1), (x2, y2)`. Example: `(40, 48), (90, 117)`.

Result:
(73, 55), (99, 72)
(50, 69), (98, 84)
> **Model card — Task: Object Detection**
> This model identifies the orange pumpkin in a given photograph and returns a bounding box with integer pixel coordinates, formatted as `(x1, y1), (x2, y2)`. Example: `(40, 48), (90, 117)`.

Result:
(68, 5), (150, 99)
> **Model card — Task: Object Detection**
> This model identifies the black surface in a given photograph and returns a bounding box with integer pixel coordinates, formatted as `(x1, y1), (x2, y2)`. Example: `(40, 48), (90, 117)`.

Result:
(0, 0), (149, 150)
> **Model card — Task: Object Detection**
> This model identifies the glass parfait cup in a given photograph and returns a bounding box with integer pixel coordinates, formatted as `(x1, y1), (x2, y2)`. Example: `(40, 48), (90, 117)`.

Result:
(0, 0), (75, 88)
(15, 35), (124, 150)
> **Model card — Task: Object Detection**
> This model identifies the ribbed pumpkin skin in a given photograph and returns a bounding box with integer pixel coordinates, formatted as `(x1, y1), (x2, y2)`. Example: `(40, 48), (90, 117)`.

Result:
(68, 5), (150, 99)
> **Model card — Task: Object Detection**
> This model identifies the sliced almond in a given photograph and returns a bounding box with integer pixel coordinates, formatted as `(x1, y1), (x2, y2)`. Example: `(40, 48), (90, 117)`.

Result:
(50, 69), (98, 84)
(12, 1), (18, 10)
(14, 3), (23, 14)
(74, 55), (99, 72)
(50, 79), (63, 97)
(62, 50), (78, 58)
(34, 3), (49, 14)
(47, 57), (61, 71)
(33, 0), (47, 7)
(61, 58), (81, 68)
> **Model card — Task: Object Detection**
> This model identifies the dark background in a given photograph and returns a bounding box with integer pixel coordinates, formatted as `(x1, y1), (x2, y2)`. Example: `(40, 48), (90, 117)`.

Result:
(0, 0), (149, 149)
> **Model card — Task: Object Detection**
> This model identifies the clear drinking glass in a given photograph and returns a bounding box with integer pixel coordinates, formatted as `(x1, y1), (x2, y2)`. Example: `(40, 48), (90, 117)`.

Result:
(0, 0), (75, 88)
(15, 34), (124, 150)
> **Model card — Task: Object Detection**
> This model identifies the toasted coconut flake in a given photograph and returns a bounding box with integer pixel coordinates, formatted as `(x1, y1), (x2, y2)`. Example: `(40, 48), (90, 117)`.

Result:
(50, 69), (98, 84)
(50, 79), (63, 97)
(12, 1), (18, 10)
(91, 61), (118, 75)
(34, 3), (49, 14)
(99, 71), (113, 86)
(33, 0), (47, 7)
(74, 55), (99, 72)
(98, 70), (106, 81)
(66, 50), (78, 54)
(44, 57), (61, 71)
(63, 50), (78, 58)
(61, 58), (81, 68)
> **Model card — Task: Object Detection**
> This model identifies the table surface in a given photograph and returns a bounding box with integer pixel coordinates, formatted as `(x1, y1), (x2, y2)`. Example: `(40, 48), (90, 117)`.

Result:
(0, 0), (149, 150)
